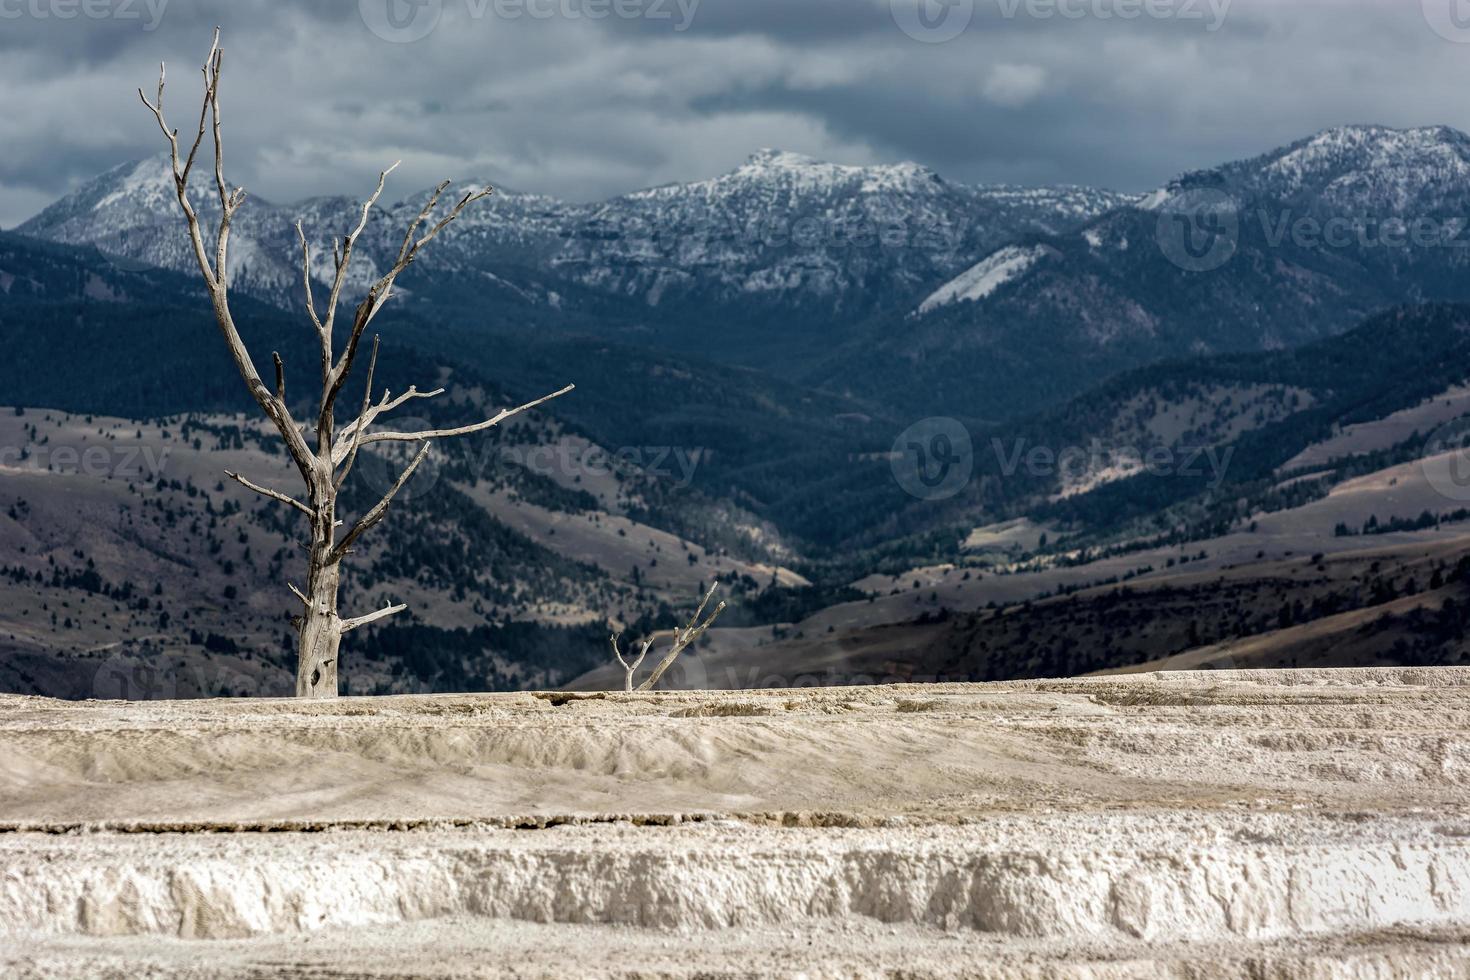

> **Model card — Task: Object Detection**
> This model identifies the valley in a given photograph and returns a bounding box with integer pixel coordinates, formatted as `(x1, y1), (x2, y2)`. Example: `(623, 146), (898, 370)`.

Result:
(6, 126), (1470, 699)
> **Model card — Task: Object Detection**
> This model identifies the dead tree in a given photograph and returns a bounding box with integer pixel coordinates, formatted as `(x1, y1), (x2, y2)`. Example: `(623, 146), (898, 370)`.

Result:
(611, 582), (726, 691)
(139, 31), (573, 698)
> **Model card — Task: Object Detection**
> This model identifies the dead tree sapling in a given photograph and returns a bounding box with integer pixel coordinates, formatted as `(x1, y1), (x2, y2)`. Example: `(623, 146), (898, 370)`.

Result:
(611, 582), (726, 691)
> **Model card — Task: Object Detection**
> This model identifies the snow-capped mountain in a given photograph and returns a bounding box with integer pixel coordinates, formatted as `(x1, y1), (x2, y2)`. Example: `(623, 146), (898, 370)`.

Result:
(817, 125), (1470, 419)
(549, 150), (1126, 315)
(22, 127), (1470, 423)
(17, 150), (1132, 336)
(1215, 124), (1470, 211)
(21, 158), (307, 293)
(17, 157), (579, 314)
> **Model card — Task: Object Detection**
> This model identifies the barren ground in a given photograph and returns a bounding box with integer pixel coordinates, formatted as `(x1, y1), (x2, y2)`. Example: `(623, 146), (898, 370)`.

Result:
(4, 668), (1470, 977)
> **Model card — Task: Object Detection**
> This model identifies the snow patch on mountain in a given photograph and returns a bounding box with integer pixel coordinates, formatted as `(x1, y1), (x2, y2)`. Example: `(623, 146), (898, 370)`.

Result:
(1135, 187), (1171, 212)
(916, 244), (1052, 315)
(93, 158), (176, 213)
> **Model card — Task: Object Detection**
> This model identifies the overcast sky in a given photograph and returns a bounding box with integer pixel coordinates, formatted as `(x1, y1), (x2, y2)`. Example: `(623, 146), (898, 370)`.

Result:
(1, 0), (1467, 226)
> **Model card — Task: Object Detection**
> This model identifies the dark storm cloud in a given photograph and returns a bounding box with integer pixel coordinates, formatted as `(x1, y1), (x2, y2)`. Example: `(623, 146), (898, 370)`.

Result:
(2, 0), (1468, 226)
(691, 80), (1158, 189)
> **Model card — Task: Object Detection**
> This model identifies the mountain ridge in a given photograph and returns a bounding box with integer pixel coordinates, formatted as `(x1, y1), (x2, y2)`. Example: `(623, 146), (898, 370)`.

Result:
(821, 124), (1470, 419)
(15, 148), (1134, 348)
(19, 125), (1470, 426)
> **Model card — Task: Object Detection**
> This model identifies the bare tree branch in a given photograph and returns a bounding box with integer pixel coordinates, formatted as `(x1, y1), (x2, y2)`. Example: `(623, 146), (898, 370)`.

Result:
(273, 352), (286, 403)
(206, 43), (234, 279)
(340, 603), (408, 634)
(334, 334), (380, 492)
(393, 181), (452, 266)
(136, 30), (221, 290)
(336, 383), (445, 440)
(138, 27), (316, 484)
(321, 161), (400, 346)
(332, 382), (447, 466)
(376, 385), (447, 415)
(323, 182), (495, 421)
(296, 220), (323, 336)
(611, 633), (654, 693)
(353, 384), (575, 455)
(331, 440), (433, 562)
(225, 470), (313, 516)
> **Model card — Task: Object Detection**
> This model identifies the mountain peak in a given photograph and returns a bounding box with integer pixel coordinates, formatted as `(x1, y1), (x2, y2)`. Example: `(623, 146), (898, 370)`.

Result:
(722, 149), (942, 197)
(743, 148), (822, 169)
(1139, 124), (1470, 210)
(1254, 123), (1470, 199)
(1301, 123), (1467, 145)
(1267, 124), (1470, 166)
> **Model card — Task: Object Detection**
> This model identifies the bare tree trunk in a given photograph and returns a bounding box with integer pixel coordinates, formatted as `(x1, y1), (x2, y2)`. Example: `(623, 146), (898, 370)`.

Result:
(139, 31), (572, 698)
(297, 547), (341, 698)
